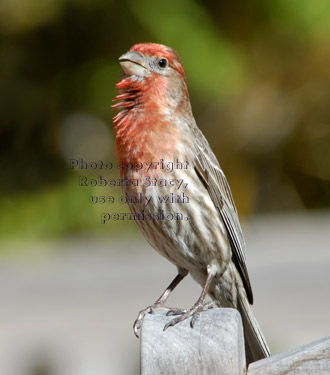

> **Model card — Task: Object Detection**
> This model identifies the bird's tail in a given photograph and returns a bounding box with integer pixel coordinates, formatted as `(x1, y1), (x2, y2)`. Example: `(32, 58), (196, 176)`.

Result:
(236, 288), (271, 366)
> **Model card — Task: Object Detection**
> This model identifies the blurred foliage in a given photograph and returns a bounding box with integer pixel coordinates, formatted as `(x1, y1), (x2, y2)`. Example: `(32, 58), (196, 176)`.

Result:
(0, 0), (329, 242)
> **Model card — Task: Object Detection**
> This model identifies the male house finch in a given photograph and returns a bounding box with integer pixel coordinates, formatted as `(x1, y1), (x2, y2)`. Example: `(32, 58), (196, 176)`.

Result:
(113, 43), (270, 365)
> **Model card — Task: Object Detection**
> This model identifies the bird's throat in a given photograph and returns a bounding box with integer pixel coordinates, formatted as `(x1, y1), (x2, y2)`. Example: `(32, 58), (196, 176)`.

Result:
(113, 75), (182, 170)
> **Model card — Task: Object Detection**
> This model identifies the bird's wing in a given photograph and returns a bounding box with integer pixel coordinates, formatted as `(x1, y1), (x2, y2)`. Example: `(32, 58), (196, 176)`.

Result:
(193, 126), (254, 304)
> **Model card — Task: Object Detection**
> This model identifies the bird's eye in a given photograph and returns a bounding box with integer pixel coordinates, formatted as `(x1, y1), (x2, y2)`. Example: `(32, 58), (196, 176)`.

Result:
(158, 58), (168, 68)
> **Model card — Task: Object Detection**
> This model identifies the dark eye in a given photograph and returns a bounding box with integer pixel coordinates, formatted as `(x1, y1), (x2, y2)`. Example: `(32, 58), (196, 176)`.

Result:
(158, 58), (168, 68)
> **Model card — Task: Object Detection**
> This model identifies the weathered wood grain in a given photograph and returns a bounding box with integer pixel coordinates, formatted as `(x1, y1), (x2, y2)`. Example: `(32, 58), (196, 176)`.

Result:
(248, 336), (330, 375)
(140, 308), (246, 375)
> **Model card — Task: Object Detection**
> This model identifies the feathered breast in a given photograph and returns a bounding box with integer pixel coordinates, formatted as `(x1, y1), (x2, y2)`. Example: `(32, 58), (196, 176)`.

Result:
(112, 75), (180, 167)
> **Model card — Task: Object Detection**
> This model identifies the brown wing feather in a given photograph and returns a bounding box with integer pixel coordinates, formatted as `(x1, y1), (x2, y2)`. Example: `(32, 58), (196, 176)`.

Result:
(193, 126), (254, 304)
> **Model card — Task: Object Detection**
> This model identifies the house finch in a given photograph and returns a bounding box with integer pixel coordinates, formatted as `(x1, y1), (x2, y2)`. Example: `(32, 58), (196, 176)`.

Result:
(113, 43), (270, 365)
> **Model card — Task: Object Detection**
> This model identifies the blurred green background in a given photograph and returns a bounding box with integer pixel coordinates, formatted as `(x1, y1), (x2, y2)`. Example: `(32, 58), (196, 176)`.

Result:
(1, 0), (330, 243)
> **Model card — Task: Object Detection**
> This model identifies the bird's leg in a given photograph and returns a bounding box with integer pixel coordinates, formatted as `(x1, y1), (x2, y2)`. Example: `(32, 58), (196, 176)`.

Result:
(133, 270), (188, 337)
(164, 267), (217, 331)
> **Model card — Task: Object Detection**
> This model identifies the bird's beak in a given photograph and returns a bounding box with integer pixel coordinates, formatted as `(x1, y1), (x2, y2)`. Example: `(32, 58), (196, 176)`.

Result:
(119, 51), (148, 77)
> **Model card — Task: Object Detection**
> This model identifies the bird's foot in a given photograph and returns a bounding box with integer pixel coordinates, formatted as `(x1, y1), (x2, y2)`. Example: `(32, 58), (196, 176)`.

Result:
(164, 300), (220, 331)
(133, 302), (168, 338)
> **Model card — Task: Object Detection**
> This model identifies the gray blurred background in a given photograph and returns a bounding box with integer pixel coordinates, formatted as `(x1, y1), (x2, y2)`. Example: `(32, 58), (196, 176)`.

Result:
(1, 0), (330, 374)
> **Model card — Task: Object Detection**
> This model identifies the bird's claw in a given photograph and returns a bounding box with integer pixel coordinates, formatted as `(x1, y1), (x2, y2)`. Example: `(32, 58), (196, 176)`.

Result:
(166, 308), (187, 316)
(163, 301), (219, 331)
(133, 303), (166, 338)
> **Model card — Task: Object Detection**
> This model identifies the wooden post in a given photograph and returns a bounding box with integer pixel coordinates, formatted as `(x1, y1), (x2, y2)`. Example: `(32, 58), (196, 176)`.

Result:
(140, 308), (246, 375)
(248, 336), (330, 375)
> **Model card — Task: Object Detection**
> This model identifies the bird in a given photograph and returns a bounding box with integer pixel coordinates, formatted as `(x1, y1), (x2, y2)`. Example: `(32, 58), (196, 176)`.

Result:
(112, 42), (270, 365)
